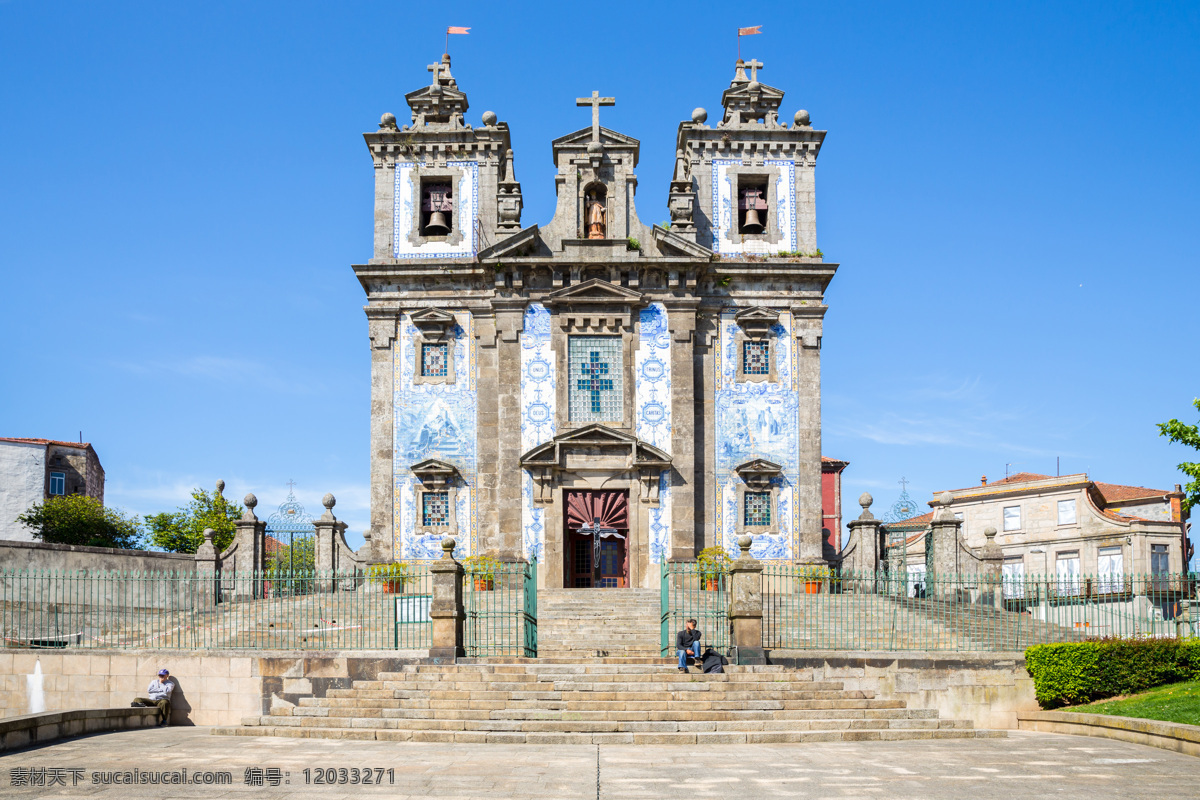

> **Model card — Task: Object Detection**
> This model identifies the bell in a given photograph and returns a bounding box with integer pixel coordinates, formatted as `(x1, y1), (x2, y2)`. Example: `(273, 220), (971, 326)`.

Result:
(425, 210), (451, 235)
(742, 206), (764, 234)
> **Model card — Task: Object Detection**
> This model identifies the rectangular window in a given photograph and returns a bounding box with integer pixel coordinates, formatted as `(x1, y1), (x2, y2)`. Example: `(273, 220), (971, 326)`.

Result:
(1097, 546), (1123, 593)
(421, 342), (448, 377)
(737, 179), (768, 233)
(1002, 505), (1021, 532)
(1056, 551), (1081, 596)
(1057, 498), (1077, 526)
(1151, 544), (1169, 576)
(906, 564), (927, 598)
(421, 492), (450, 527)
(744, 491), (771, 527)
(568, 336), (623, 423)
(49, 472), (65, 496)
(742, 340), (770, 375)
(1002, 557), (1026, 599)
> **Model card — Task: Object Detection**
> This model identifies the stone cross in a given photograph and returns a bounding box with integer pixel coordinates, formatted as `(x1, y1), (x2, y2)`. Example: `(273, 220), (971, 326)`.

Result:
(427, 61), (441, 85)
(744, 59), (763, 82)
(576, 90), (615, 144)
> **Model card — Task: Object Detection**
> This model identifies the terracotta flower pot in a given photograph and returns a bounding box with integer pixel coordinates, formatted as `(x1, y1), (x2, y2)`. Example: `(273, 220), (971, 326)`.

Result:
(704, 578), (720, 591)
(804, 581), (822, 595)
(382, 580), (405, 594)
(474, 578), (494, 591)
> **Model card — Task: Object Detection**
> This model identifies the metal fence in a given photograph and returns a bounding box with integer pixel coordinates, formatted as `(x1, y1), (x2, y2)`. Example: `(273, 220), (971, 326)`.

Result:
(465, 561), (537, 658)
(660, 561), (730, 656)
(762, 568), (1198, 651)
(0, 567), (432, 651)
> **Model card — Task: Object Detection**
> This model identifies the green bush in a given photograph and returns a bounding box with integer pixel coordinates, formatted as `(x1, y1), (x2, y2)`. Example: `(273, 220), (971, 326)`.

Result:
(1025, 639), (1200, 708)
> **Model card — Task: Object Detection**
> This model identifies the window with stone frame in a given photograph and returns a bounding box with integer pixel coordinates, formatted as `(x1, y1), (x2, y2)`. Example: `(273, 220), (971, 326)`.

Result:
(568, 335), (623, 423)
(742, 340), (770, 376)
(421, 342), (449, 377)
(737, 178), (769, 234)
(422, 491), (450, 527)
(1057, 498), (1077, 526)
(49, 472), (65, 496)
(1002, 505), (1021, 532)
(744, 491), (772, 527)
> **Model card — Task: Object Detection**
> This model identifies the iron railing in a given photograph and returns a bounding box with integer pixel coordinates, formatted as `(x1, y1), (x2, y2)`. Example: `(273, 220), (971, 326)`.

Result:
(0, 567), (431, 651)
(465, 560), (537, 658)
(762, 567), (1198, 651)
(660, 560), (730, 656)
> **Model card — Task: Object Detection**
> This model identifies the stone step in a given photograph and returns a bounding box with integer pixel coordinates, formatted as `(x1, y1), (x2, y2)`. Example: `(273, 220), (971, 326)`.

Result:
(249, 715), (962, 733)
(215, 726), (1003, 744)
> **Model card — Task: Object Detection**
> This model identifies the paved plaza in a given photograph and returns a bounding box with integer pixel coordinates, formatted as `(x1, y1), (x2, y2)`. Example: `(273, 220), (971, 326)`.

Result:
(0, 727), (1197, 799)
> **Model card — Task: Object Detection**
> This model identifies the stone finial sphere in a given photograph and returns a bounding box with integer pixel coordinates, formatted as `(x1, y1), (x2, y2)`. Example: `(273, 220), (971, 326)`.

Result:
(794, 110), (811, 126)
(737, 534), (754, 552)
(481, 110), (498, 126)
(984, 526), (997, 538)
(587, 141), (603, 154)
(692, 107), (708, 124)
(937, 491), (953, 506)
(244, 493), (257, 509)
(747, 80), (760, 92)
(858, 492), (873, 509)
(322, 493), (336, 510)
(203, 528), (214, 541)
(380, 112), (397, 127)
(215, 479), (225, 495)
(441, 537), (457, 553)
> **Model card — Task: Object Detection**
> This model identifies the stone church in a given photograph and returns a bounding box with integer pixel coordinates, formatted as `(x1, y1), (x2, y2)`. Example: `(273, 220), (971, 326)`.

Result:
(354, 55), (836, 589)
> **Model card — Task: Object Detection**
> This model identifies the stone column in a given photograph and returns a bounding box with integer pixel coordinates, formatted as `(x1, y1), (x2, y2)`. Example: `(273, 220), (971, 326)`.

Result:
(367, 311), (398, 562)
(926, 492), (962, 600)
(230, 494), (267, 598)
(666, 304), (698, 561)
(844, 493), (882, 592)
(429, 537), (465, 660)
(728, 535), (766, 665)
(977, 526), (1005, 610)
(313, 493), (351, 589)
(474, 312), (501, 558)
(494, 304), (526, 561)
(194, 528), (220, 609)
(793, 314), (824, 564)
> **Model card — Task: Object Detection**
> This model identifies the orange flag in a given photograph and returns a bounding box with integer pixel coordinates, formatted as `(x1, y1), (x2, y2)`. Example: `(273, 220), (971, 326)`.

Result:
(447, 26), (470, 34)
(738, 25), (762, 35)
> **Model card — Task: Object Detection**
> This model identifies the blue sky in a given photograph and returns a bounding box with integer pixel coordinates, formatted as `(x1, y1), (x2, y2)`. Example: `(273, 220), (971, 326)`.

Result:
(2, 1), (1197, 558)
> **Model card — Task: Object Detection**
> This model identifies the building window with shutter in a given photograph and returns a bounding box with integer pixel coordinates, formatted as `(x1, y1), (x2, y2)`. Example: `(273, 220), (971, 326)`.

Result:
(1057, 498), (1077, 526)
(1002, 505), (1021, 532)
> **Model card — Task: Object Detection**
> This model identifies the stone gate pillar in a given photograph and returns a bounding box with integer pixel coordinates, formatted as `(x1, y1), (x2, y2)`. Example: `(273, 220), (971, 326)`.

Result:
(927, 492), (962, 600)
(313, 493), (351, 589)
(230, 494), (267, 598)
(429, 537), (465, 660)
(728, 535), (765, 664)
(844, 493), (883, 591)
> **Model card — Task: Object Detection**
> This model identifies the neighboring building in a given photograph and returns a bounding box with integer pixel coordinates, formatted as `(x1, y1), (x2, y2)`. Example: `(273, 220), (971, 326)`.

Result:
(0, 438), (106, 541)
(884, 473), (1191, 583)
(354, 55), (836, 587)
(821, 457), (848, 555)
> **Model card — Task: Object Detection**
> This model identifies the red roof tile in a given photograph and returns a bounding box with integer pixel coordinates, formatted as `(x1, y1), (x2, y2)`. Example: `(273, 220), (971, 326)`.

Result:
(886, 511), (934, 528)
(1094, 482), (1171, 504)
(0, 437), (93, 449)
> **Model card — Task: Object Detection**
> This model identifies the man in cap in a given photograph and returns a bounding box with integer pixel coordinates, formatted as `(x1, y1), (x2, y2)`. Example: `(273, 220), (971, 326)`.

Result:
(131, 668), (175, 727)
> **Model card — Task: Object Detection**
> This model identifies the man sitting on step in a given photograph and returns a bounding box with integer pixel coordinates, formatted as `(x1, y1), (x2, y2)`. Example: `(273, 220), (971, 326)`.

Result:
(131, 668), (175, 727)
(675, 619), (702, 672)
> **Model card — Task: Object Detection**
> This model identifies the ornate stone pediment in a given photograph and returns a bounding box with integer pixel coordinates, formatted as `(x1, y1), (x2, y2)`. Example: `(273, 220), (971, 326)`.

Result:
(409, 308), (457, 340)
(478, 224), (539, 260)
(520, 424), (671, 505)
(544, 279), (647, 333)
(735, 458), (782, 489)
(551, 126), (641, 150)
(734, 306), (780, 340)
(410, 458), (461, 489)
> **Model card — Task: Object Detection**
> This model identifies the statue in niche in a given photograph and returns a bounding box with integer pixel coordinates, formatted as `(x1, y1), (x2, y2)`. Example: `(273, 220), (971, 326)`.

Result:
(585, 186), (607, 239)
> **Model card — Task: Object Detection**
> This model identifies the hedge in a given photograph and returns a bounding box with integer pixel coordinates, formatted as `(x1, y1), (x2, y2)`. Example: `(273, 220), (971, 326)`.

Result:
(1025, 639), (1200, 708)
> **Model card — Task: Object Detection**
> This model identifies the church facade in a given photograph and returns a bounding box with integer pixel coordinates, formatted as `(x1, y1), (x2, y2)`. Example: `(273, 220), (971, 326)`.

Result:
(353, 56), (837, 589)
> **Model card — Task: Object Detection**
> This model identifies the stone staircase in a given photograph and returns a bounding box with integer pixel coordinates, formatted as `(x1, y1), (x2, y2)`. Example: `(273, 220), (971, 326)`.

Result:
(537, 588), (662, 658)
(216, 661), (1004, 744)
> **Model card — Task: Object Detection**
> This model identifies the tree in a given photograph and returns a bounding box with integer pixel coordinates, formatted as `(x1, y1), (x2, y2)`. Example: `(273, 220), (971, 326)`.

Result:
(18, 495), (145, 549)
(1157, 397), (1200, 513)
(146, 487), (243, 554)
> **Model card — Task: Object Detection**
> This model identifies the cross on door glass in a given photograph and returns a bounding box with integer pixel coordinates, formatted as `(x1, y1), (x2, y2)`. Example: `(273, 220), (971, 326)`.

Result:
(577, 352), (613, 413)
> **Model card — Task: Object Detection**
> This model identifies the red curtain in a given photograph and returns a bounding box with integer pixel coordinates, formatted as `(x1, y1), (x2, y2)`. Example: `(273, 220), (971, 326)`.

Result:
(565, 491), (629, 530)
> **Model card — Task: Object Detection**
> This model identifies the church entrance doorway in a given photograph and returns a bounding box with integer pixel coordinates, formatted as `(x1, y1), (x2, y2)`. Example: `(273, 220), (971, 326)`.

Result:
(564, 490), (629, 588)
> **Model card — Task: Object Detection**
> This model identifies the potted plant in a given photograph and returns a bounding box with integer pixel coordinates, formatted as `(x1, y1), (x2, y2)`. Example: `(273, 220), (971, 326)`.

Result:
(797, 564), (832, 595)
(463, 554), (501, 591)
(366, 561), (413, 594)
(697, 546), (732, 591)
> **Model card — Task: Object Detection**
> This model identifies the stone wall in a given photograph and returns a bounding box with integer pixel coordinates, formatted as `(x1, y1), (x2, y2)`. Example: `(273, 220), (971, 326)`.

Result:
(768, 650), (1039, 730)
(0, 539), (198, 573)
